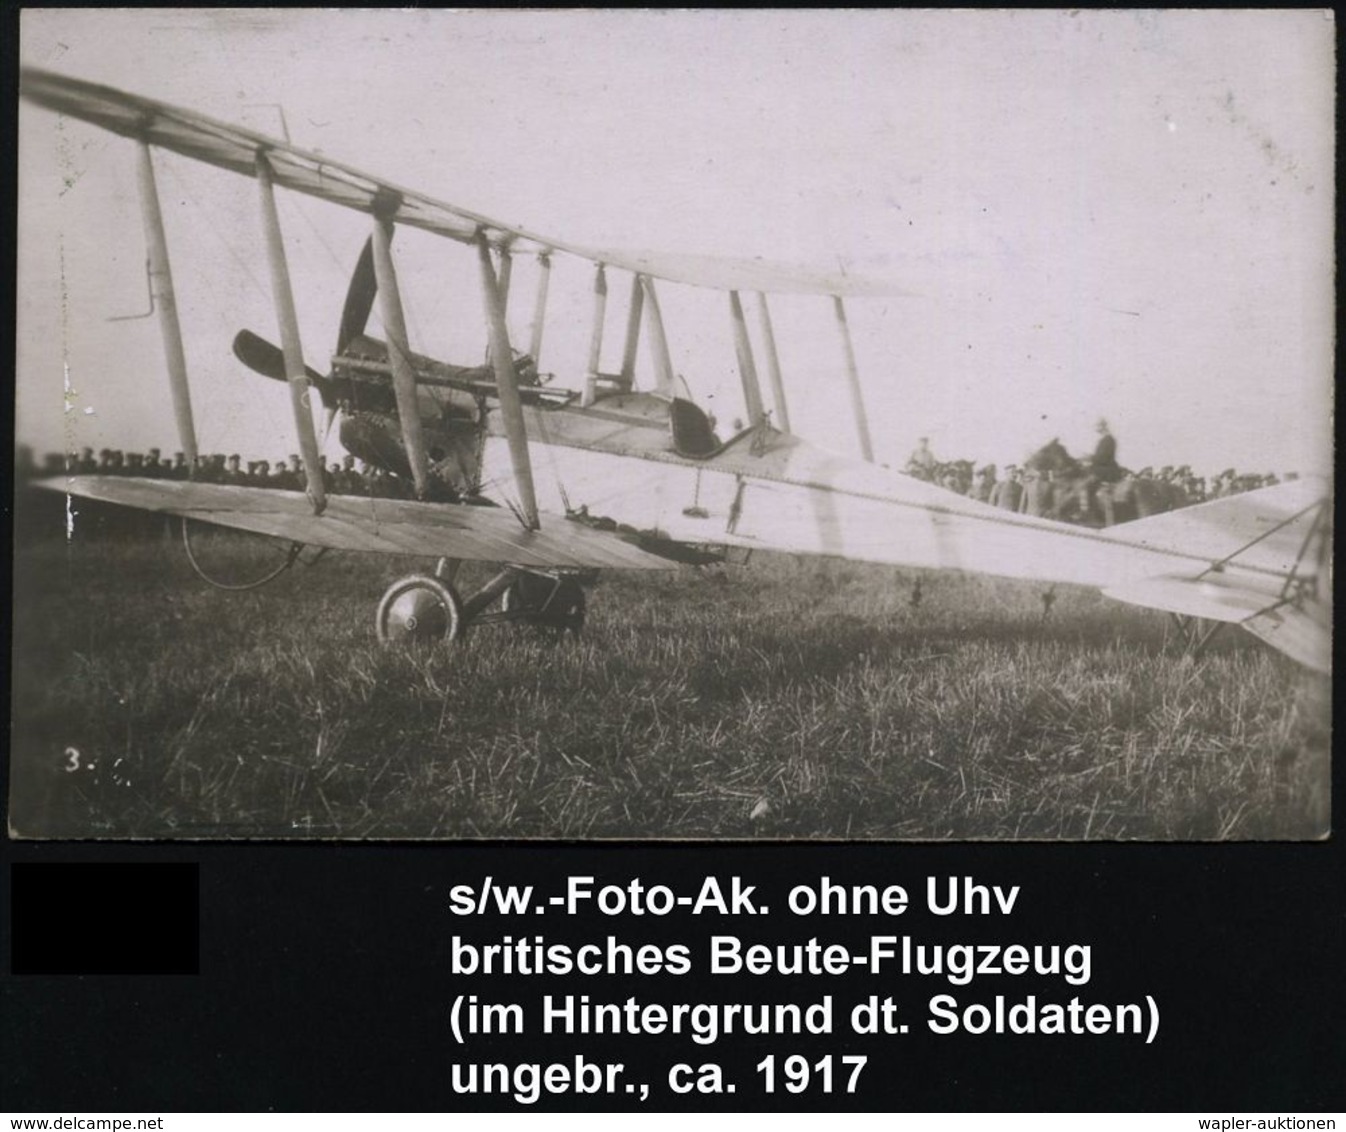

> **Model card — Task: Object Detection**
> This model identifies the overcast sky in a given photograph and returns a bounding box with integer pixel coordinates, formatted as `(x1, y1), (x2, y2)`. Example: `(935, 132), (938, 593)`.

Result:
(17, 10), (1335, 477)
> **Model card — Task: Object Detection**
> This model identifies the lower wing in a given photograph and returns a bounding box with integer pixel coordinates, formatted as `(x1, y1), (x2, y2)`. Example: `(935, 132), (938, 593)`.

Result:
(40, 476), (674, 571)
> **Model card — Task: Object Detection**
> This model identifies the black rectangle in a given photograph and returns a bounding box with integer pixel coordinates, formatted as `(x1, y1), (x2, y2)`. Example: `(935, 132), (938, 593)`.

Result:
(10, 862), (199, 975)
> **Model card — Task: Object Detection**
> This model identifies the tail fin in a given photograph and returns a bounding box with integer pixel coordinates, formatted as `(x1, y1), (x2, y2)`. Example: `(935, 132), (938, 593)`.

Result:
(1103, 478), (1330, 673)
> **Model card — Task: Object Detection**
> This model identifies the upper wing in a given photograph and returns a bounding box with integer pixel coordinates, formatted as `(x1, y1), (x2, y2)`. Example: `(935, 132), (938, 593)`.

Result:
(19, 67), (901, 298)
(44, 477), (674, 571)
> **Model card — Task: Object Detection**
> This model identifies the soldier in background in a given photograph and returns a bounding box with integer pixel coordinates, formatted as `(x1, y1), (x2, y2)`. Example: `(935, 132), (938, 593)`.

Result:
(337, 454), (359, 494)
(271, 456), (297, 490)
(1091, 419), (1119, 478)
(992, 466), (1023, 512)
(906, 437), (937, 480)
(1019, 468), (1055, 519)
(1088, 419), (1121, 525)
(971, 465), (997, 504)
(223, 454), (245, 485)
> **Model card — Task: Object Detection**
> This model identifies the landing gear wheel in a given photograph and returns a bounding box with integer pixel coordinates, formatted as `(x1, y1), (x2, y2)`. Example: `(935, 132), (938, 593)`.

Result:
(502, 574), (586, 633)
(376, 575), (464, 644)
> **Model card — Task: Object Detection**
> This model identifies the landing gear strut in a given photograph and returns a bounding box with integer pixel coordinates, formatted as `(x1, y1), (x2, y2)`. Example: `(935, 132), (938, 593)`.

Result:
(502, 573), (587, 633)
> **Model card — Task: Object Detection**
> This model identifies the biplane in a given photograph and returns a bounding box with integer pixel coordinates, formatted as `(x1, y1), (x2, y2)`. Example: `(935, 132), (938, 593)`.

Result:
(18, 68), (1331, 674)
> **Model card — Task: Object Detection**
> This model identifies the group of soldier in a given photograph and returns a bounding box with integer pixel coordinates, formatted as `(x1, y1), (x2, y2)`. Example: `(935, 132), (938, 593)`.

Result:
(15, 437), (1295, 530)
(905, 425), (1291, 527)
(17, 445), (417, 499)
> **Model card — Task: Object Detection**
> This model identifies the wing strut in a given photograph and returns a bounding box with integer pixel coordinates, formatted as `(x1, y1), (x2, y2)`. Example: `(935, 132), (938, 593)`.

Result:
(527, 252), (551, 366)
(581, 263), (608, 408)
(495, 246), (514, 311)
(369, 204), (432, 499)
(256, 152), (327, 514)
(619, 272), (644, 390)
(755, 292), (791, 433)
(134, 140), (199, 466)
(641, 276), (676, 398)
(832, 295), (873, 462)
(476, 234), (540, 529)
(729, 291), (766, 428)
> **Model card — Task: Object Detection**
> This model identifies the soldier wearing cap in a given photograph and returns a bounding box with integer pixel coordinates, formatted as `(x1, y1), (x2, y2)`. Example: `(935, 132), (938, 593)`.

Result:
(223, 454), (244, 485)
(971, 464), (997, 504)
(335, 453), (358, 494)
(907, 437), (937, 481)
(1019, 467), (1056, 519)
(270, 456), (295, 490)
(1085, 419), (1121, 525)
(992, 466), (1023, 512)
(288, 453), (307, 491)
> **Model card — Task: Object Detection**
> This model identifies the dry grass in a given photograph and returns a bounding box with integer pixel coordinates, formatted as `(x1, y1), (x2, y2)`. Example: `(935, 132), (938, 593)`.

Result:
(8, 518), (1330, 840)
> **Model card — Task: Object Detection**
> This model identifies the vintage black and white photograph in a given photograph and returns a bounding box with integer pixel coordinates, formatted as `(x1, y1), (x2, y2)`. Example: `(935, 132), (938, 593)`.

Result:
(12, 10), (1333, 840)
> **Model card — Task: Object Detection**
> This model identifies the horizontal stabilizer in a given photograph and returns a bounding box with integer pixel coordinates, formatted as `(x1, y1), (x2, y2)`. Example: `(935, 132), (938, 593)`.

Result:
(1240, 602), (1331, 675)
(1104, 572), (1330, 673)
(41, 477), (675, 571)
(1103, 572), (1283, 624)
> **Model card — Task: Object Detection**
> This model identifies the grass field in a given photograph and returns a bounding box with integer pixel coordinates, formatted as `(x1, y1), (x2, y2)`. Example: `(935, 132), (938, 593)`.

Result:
(8, 518), (1331, 841)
